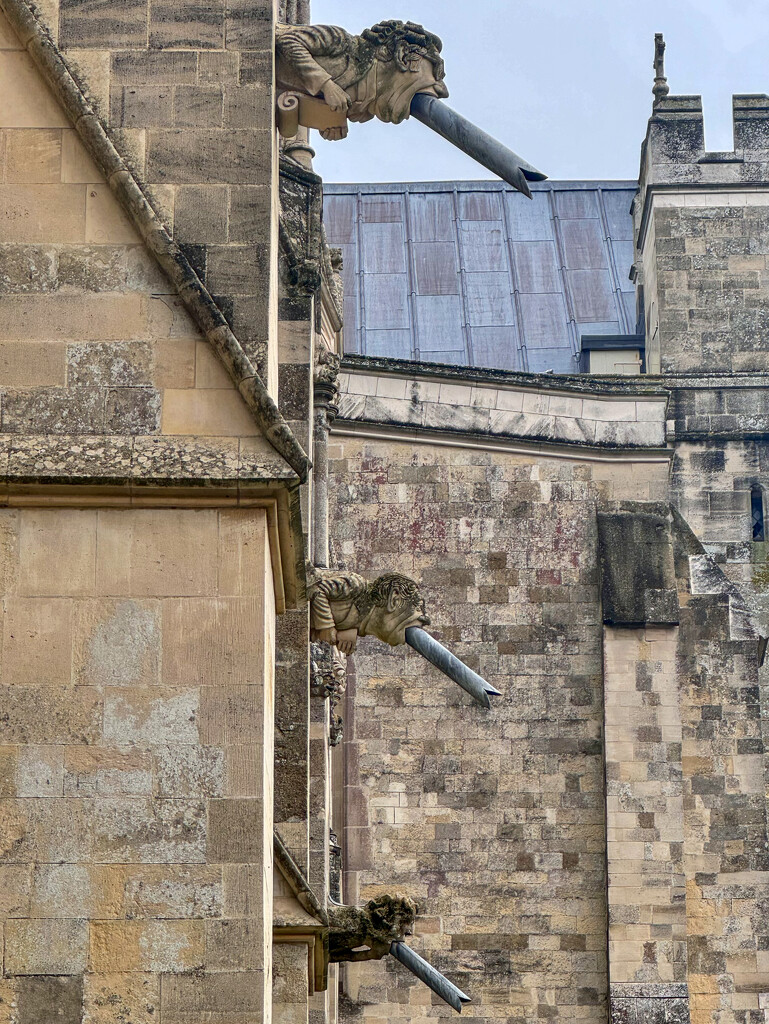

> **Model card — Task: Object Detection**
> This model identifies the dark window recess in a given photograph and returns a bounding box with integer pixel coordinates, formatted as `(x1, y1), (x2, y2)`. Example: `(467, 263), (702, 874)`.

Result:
(751, 486), (765, 541)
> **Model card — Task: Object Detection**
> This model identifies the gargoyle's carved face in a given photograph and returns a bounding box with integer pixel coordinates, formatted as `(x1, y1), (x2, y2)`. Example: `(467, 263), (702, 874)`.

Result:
(368, 894), (418, 940)
(364, 573), (430, 647)
(373, 51), (449, 125)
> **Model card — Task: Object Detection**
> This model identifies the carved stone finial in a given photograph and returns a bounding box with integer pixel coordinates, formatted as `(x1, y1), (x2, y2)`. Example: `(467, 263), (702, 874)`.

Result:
(329, 894), (417, 963)
(276, 20), (447, 140)
(308, 567), (430, 655)
(653, 33), (669, 105)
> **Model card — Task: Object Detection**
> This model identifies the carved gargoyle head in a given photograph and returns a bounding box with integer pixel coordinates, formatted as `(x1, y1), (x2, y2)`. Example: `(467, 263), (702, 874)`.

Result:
(359, 20), (448, 124)
(329, 894), (418, 962)
(358, 572), (430, 647)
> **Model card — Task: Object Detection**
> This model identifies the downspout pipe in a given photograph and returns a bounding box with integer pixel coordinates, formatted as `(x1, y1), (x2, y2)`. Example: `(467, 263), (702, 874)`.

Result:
(405, 626), (501, 709)
(390, 941), (471, 1014)
(410, 93), (547, 199)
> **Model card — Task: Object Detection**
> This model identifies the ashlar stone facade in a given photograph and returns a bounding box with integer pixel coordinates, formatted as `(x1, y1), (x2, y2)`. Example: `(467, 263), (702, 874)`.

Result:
(0, 1), (767, 1023)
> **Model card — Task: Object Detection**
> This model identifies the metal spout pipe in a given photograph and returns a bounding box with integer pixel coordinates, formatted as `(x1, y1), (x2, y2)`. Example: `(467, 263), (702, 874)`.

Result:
(405, 626), (501, 709)
(390, 941), (471, 1014)
(410, 93), (547, 199)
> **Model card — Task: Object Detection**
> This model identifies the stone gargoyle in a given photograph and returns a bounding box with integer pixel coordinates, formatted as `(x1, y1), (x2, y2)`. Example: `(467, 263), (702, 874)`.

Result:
(329, 894), (417, 963)
(308, 568), (430, 655)
(276, 19), (448, 140)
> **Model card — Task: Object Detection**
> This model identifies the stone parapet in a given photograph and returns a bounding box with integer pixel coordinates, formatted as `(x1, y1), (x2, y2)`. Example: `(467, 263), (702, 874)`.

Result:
(336, 364), (668, 452)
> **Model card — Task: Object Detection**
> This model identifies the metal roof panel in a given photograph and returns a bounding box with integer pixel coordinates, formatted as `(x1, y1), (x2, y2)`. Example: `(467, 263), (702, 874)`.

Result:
(323, 179), (638, 374)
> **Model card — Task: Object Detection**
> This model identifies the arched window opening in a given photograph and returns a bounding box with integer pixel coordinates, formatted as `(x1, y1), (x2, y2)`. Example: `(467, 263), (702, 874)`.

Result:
(751, 486), (765, 542)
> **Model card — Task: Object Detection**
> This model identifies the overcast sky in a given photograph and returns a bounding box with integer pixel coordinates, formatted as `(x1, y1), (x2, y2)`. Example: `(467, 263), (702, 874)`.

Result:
(310, 0), (769, 184)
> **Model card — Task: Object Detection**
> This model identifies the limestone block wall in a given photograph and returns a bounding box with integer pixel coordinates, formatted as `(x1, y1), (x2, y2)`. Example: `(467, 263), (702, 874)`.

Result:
(0, 505), (275, 1021)
(328, 368), (769, 1024)
(643, 193), (769, 374)
(0, 4), (290, 490)
(329, 437), (623, 1024)
(634, 96), (769, 376)
(28, 0), (280, 384)
(604, 626), (687, 994)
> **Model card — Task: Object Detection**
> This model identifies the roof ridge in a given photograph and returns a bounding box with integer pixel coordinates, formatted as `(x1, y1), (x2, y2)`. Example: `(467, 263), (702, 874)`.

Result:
(0, 0), (310, 483)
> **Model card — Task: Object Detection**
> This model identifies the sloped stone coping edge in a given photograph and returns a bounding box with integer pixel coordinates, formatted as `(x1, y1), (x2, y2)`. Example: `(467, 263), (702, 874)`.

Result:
(0, 0), (310, 484)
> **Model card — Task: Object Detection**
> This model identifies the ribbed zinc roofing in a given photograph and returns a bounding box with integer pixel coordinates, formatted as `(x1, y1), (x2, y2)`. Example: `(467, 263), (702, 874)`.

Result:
(323, 180), (638, 374)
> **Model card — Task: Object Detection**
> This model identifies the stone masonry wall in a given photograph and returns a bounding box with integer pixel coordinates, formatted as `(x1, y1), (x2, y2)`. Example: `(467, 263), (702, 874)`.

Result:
(647, 196), (769, 375)
(0, 506), (276, 1023)
(329, 436), (618, 1024)
(45, 0), (280, 385)
(329, 412), (769, 1024)
(0, 5), (289, 485)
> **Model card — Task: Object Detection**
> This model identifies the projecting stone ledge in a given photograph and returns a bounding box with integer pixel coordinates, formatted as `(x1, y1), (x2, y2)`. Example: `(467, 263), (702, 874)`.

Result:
(0, 434), (299, 489)
(597, 503), (679, 626)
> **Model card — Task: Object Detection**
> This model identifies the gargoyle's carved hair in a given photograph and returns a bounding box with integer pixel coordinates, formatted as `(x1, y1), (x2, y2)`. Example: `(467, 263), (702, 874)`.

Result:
(355, 572), (422, 615)
(360, 20), (444, 78)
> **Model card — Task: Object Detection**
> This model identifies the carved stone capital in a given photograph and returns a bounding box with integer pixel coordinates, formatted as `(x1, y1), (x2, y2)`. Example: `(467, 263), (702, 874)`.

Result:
(329, 894), (417, 963)
(314, 348), (341, 412)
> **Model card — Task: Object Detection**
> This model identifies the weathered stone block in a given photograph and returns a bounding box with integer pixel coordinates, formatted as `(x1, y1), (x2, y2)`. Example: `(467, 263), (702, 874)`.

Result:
(174, 85), (224, 128)
(84, 974), (159, 1024)
(0, 293), (147, 340)
(0, 687), (101, 746)
(6, 128), (62, 183)
(160, 388), (257, 437)
(30, 863), (123, 918)
(64, 747), (154, 797)
(205, 918), (264, 969)
(0, 53), (70, 128)
(95, 509), (219, 598)
(149, 0), (225, 48)
(155, 744), (224, 798)
(146, 129), (271, 184)
(103, 687), (199, 746)
(90, 920), (205, 972)
(199, 686), (264, 745)
(122, 865), (223, 918)
(2, 597), (72, 684)
(174, 185), (229, 243)
(162, 597), (263, 687)
(0, 864), (31, 917)
(60, 0), (148, 47)
(207, 798), (263, 862)
(5, 918), (88, 974)
(16, 976), (83, 1024)
(73, 597), (159, 688)
(160, 971), (266, 1012)
(93, 797), (206, 863)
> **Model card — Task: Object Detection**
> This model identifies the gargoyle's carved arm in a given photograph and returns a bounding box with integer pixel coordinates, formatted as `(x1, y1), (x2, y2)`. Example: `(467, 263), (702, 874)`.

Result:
(308, 570), (367, 638)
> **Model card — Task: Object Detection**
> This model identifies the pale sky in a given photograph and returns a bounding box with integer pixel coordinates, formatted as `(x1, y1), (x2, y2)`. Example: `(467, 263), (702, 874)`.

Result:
(310, 0), (769, 184)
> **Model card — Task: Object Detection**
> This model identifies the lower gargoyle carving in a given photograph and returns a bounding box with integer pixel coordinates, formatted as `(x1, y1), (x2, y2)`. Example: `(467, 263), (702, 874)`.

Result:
(308, 568), (430, 654)
(329, 894), (417, 962)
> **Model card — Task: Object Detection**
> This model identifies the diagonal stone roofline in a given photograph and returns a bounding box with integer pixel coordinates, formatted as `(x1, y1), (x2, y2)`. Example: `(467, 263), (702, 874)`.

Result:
(0, 0), (311, 484)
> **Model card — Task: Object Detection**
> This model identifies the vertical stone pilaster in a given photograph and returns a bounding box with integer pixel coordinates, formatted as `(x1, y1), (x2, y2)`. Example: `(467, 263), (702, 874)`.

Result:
(603, 625), (690, 1024)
